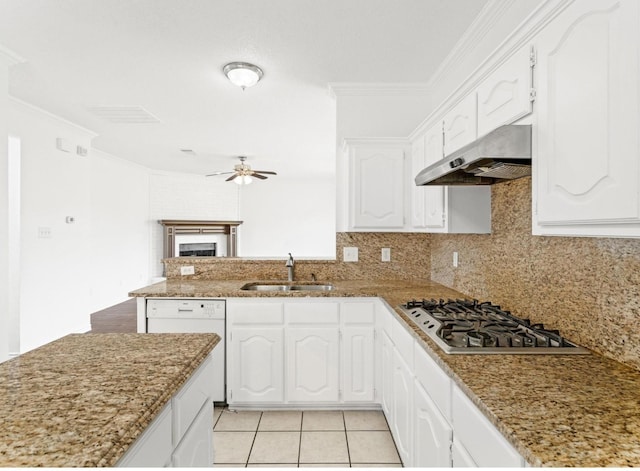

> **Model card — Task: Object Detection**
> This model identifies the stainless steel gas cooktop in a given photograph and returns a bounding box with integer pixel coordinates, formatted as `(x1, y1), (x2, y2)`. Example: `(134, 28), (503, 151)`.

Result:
(400, 299), (589, 355)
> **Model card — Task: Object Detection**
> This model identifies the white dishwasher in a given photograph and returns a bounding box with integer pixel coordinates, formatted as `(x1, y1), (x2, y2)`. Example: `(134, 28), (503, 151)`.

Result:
(146, 298), (226, 402)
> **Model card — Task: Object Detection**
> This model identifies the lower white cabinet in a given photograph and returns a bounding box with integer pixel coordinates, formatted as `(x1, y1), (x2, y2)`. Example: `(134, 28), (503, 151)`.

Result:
(391, 347), (414, 466)
(414, 380), (453, 467)
(226, 298), (377, 407)
(380, 330), (394, 418)
(117, 354), (215, 467)
(287, 327), (340, 402)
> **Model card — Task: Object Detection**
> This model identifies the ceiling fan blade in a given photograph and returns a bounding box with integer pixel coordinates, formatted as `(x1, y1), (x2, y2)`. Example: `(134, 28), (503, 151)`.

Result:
(251, 170), (277, 175)
(252, 173), (268, 180)
(206, 171), (235, 176)
(225, 174), (239, 181)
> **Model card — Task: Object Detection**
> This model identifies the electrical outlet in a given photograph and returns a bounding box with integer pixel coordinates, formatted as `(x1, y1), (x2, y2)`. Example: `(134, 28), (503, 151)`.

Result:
(453, 252), (459, 268)
(38, 227), (52, 239)
(343, 247), (358, 262)
(381, 248), (391, 262)
(180, 266), (195, 276)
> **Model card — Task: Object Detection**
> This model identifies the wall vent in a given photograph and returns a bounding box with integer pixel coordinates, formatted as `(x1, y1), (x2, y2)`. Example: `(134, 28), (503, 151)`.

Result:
(87, 105), (161, 124)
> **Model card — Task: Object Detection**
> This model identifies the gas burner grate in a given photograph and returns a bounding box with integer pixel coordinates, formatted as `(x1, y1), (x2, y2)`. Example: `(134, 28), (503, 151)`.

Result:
(400, 298), (589, 355)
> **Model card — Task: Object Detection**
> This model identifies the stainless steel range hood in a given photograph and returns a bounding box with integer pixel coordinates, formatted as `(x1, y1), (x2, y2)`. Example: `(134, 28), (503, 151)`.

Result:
(415, 124), (532, 186)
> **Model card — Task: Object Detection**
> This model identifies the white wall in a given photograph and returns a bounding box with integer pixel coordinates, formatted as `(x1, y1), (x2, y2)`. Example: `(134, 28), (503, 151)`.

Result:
(148, 173), (239, 277)
(0, 53), (10, 362)
(238, 176), (336, 258)
(10, 99), (151, 353)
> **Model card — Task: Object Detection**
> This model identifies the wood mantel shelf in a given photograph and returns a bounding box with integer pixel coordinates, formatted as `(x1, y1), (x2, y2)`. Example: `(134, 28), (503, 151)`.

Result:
(159, 220), (242, 258)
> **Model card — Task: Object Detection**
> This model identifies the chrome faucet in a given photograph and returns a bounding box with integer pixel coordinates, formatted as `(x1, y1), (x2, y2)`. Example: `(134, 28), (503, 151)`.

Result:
(286, 253), (295, 281)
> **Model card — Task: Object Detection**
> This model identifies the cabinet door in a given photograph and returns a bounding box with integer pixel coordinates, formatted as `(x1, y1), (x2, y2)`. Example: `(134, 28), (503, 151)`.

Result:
(443, 93), (477, 155)
(229, 328), (284, 403)
(410, 134), (427, 228)
(380, 330), (394, 418)
(391, 347), (413, 466)
(172, 401), (214, 467)
(287, 328), (340, 402)
(535, 0), (640, 229)
(423, 123), (447, 230)
(414, 380), (453, 467)
(351, 147), (405, 229)
(477, 44), (533, 137)
(451, 436), (477, 468)
(341, 326), (375, 402)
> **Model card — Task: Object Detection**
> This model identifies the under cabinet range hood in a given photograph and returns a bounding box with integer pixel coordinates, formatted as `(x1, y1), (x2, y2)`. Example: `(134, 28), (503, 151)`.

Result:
(415, 124), (532, 186)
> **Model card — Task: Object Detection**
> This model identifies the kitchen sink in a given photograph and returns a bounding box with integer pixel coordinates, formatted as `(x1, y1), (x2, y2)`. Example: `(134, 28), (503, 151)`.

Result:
(240, 282), (334, 292)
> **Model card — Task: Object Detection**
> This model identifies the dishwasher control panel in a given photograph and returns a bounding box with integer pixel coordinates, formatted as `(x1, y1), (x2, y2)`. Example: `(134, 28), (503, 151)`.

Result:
(146, 298), (226, 319)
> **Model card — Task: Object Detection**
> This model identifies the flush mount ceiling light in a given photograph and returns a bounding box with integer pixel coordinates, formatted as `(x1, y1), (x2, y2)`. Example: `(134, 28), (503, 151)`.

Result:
(223, 62), (264, 89)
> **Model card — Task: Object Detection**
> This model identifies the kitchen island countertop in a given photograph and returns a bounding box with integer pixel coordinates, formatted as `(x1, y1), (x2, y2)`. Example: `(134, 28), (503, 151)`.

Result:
(0, 332), (220, 467)
(130, 278), (640, 467)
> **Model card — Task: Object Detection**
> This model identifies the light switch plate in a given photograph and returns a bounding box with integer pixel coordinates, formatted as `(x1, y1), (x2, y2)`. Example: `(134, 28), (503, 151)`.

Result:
(343, 247), (358, 262)
(381, 248), (391, 262)
(180, 266), (195, 275)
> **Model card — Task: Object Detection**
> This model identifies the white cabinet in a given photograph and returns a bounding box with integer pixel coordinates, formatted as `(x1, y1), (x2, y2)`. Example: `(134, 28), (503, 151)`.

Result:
(118, 354), (215, 468)
(443, 93), (477, 155)
(226, 298), (377, 407)
(477, 44), (534, 137)
(346, 141), (407, 230)
(533, 0), (640, 237)
(391, 348), (414, 466)
(411, 123), (492, 234)
(227, 300), (285, 404)
(414, 380), (453, 467)
(341, 301), (376, 403)
(380, 330), (394, 418)
(452, 385), (525, 467)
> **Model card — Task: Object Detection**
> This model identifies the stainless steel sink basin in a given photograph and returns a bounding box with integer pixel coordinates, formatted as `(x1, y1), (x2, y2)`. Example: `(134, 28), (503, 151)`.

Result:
(240, 282), (334, 292)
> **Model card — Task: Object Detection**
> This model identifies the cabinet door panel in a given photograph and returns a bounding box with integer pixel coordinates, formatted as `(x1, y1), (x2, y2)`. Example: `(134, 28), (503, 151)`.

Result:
(411, 134), (427, 228)
(423, 125), (447, 229)
(287, 328), (339, 402)
(342, 327), (375, 402)
(443, 94), (477, 155)
(230, 328), (284, 403)
(380, 331), (394, 418)
(414, 381), (453, 467)
(536, 0), (640, 226)
(391, 348), (413, 466)
(351, 147), (405, 228)
(477, 44), (533, 136)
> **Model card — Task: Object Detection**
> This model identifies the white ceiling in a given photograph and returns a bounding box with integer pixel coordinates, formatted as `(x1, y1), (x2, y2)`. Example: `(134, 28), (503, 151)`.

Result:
(0, 0), (489, 178)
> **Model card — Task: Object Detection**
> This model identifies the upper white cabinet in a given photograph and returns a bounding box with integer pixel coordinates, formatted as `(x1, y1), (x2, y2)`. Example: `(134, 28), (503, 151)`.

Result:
(410, 122), (491, 234)
(348, 142), (406, 230)
(477, 44), (534, 137)
(533, 0), (640, 237)
(443, 93), (477, 155)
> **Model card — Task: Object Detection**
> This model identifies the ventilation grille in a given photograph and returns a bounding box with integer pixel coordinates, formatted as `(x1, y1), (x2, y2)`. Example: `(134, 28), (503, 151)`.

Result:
(87, 105), (161, 124)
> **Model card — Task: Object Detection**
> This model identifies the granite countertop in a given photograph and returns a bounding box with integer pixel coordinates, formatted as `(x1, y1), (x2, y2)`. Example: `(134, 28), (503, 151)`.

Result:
(0, 333), (220, 467)
(129, 278), (640, 467)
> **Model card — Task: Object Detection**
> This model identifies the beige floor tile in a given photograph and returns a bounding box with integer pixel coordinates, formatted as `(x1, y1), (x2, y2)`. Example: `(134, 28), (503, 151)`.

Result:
(259, 410), (303, 431)
(350, 464), (402, 467)
(246, 465), (299, 468)
(216, 410), (262, 431)
(343, 410), (389, 431)
(213, 406), (224, 427)
(346, 431), (401, 464)
(214, 465), (246, 468)
(300, 464), (350, 468)
(299, 431), (349, 464)
(301, 411), (345, 431)
(213, 431), (256, 464)
(248, 431), (301, 464)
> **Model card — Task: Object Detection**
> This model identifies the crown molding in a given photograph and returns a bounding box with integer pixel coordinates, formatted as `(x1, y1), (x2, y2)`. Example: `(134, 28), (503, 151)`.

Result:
(328, 82), (431, 98)
(0, 44), (25, 66)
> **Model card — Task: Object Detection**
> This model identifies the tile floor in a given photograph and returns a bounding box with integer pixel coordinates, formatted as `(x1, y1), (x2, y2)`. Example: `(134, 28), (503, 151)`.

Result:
(213, 408), (403, 468)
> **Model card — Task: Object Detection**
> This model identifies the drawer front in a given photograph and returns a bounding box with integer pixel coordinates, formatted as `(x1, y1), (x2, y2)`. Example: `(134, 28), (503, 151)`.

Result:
(452, 386), (524, 467)
(173, 354), (214, 444)
(414, 345), (452, 422)
(341, 301), (376, 325)
(392, 315), (414, 369)
(229, 301), (284, 325)
(285, 302), (339, 324)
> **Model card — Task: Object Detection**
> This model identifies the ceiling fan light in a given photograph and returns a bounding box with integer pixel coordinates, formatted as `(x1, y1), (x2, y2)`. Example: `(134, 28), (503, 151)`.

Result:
(223, 62), (263, 89)
(234, 175), (253, 185)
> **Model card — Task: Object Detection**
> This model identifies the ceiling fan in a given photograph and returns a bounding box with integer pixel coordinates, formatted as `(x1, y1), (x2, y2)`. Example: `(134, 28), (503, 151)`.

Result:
(206, 156), (277, 185)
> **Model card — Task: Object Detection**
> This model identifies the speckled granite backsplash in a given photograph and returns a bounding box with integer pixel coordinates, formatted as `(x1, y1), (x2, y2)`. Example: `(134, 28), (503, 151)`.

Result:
(431, 177), (640, 371)
(164, 232), (431, 281)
